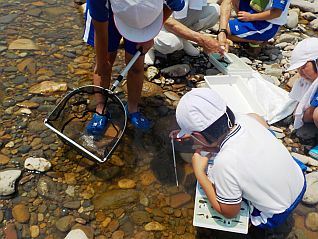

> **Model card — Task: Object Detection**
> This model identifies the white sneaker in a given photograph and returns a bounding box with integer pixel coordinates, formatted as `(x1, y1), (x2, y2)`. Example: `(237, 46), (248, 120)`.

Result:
(144, 48), (155, 65)
(182, 40), (200, 57)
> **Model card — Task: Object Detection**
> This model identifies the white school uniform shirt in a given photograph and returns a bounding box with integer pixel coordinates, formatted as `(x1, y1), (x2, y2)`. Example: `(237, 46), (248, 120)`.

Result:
(292, 76), (318, 129)
(207, 114), (304, 226)
(173, 0), (208, 19)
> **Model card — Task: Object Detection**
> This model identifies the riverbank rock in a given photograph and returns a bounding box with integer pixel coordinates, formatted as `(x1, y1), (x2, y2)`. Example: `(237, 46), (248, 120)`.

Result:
(303, 172), (318, 205)
(161, 64), (190, 77)
(305, 212), (318, 231)
(24, 157), (52, 172)
(291, 152), (318, 167)
(0, 169), (21, 196)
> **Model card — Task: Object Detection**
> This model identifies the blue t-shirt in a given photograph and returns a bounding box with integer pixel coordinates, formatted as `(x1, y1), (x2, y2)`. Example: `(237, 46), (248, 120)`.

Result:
(87, 0), (185, 22)
(271, 0), (288, 11)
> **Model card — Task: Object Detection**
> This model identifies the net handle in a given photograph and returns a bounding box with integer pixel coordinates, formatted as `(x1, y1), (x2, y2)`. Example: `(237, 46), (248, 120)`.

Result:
(110, 49), (142, 91)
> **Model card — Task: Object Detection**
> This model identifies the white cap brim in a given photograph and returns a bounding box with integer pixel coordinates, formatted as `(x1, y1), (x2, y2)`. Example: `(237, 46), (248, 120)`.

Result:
(287, 60), (307, 71)
(113, 11), (163, 43)
(177, 129), (191, 138)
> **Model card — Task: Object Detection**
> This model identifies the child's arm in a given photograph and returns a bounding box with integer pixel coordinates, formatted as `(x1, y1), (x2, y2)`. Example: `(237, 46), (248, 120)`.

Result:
(192, 152), (241, 218)
(238, 8), (283, 21)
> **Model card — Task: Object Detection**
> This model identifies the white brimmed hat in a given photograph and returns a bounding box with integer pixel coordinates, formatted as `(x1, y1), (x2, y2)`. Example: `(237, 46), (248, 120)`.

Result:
(110, 0), (164, 43)
(176, 88), (227, 138)
(287, 37), (318, 71)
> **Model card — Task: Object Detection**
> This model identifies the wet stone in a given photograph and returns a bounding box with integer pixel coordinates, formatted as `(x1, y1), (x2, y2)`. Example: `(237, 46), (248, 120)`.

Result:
(3, 98), (16, 107)
(130, 211), (151, 225)
(93, 189), (139, 210)
(18, 145), (32, 154)
(63, 201), (81, 209)
(27, 8), (42, 17)
(170, 193), (192, 208)
(0, 169), (21, 196)
(37, 176), (59, 200)
(55, 215), (75, 232)
(3, 223), (18, 239)
(0, 154), (10, 165)
(144, 222), (165, 231)
(28, 121), (47, 132)
(12, 204), (30, 223)
(4, 66), (18, 72)
(0, 13), (18, 23)
(12, 76), (27, 84)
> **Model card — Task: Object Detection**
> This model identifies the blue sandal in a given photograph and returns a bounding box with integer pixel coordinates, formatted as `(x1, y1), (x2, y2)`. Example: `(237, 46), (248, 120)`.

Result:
(86, 112), (111, 136)
(129, 111), (152, 130)
(125, 105), (152, 130)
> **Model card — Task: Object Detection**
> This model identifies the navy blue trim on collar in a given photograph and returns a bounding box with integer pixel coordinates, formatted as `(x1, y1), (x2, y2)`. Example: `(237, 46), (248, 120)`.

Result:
(220, 124), (241, 149)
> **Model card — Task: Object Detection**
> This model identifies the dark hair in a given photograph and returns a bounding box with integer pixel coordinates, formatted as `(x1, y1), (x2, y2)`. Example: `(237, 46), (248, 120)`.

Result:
(200, 107), (235, 144)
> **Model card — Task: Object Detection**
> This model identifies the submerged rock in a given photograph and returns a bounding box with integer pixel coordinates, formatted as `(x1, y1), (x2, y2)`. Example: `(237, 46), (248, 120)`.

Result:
(29, 81), (67, 94)
(144, 221), (165, 231)
(93, 189), (139, 210)
(8, 39), (39, 50)
(0, 169), (21, 196)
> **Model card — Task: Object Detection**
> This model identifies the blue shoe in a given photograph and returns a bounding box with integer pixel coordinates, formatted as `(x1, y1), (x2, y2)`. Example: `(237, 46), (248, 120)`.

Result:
(86, 113), (110, 136)
(124, 105), (152, 130)
(129, 112), (152, 130)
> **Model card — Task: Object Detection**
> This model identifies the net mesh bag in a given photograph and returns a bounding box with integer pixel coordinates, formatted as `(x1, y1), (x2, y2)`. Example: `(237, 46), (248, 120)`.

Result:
(45, 85), (127, 163)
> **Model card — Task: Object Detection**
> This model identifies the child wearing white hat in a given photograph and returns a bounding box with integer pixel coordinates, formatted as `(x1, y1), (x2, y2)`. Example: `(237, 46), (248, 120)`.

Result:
(83, 0), (185, 135)
(287, 37), (318, 157)
(171, 88), (305, 229)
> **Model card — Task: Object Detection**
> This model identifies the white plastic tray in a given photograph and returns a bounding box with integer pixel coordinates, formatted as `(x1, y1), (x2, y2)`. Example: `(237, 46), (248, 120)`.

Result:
(204, 75), (266, 117)
(208, 53), (254, 78)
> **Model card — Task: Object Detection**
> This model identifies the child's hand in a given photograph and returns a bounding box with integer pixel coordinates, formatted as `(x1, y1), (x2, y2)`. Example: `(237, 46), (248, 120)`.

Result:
(192, 151), (209, 175)
(237, 11), (254, 21)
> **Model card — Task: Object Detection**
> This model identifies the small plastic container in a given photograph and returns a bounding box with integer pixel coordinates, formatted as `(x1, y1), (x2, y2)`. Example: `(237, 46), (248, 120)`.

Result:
(208, 53), (254, 78)
(204, 75), (266, 117)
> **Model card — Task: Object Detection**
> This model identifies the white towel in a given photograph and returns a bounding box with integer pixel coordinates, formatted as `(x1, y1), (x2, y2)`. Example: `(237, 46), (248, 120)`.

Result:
(294, 77), (318, 129)
(173, 0), (208, 19)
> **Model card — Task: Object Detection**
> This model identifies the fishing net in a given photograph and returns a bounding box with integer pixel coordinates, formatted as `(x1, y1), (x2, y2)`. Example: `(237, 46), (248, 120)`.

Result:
(44, 85), (127, 163)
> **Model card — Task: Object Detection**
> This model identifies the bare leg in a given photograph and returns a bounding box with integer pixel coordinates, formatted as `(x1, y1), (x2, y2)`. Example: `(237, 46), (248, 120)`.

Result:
(312, 108), (318, 128)
(231, 0), (240, 12)
(125, 52), (145, 113)
(94, 51), (117, 114)
(227, 33), (261, 44)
